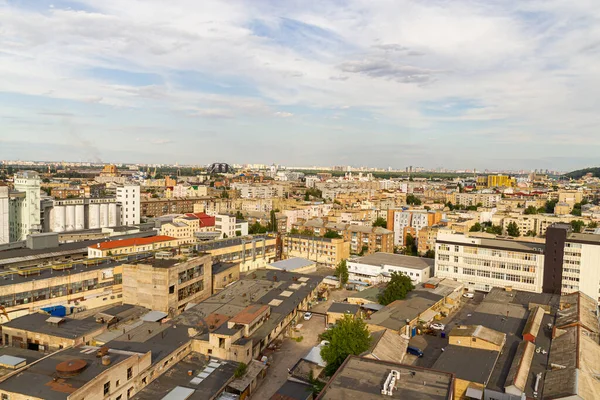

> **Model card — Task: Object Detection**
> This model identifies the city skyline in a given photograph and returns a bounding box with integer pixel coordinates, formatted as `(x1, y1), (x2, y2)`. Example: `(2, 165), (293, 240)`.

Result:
(1, 1), (600, 170)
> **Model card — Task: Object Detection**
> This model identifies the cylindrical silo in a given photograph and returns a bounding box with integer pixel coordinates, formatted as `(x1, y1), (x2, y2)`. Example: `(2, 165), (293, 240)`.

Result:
(53, 205), (66, 233)
(75, 204), (85, 230)
(66, 205), (76, 232)
(100, 203), (109, 227)
(108, 203), (118, 227)
(89, 204), (100, 229)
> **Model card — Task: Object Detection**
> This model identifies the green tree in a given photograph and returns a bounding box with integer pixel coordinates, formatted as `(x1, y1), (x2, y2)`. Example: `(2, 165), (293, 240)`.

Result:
(300, 229), (314, 236)
(372, 217), (387, 228)
(485, 224), (503, 235)
(290, 228), (299, 234)
(248, 222), (268, 234)
(406, 194), (422, 206)
(572, 202), (583, 216)
(234, 362), (248, 378)
(235, 211), (244, 220)
(466, 205), (478, 211)
(320, 315), (371, 376)
(507, 221), (520, 237)
(403, 234), (417, 256)
(269, 210), (278, 233)
(220, 190), (229, 199)
(445, 202), (455, 211)
(235, 230), (242, 237)
(334, 260), (349, 286)
(525, 230), (537, 237)
(424, 249), (435, 259)
(588, 221), (598, 229)
(571, 220), (585, 233)
(469, 222), (483, 232)
(378, 272), (415, 306)
(324, 230), (342, 239)
(304, 192), (310, 201)
(545, 199), (558, 214)
(524, 206), (538, 215)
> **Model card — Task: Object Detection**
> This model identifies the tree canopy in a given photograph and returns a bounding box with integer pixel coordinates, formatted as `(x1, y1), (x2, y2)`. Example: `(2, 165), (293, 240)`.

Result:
(406, 194), (422, 206)
(334, 260), (349, 286)
(524, 206), (538, 215)
(378, 272), (415, 306)
(372, 217), (387, 228)
(470, 222), (483, 232)
(403, 234), (418, 256)
(571, 220), (585, 233)
(507, 221), (520, 237)
(324, 230), (342, 239)
(320, 315), (371, 376)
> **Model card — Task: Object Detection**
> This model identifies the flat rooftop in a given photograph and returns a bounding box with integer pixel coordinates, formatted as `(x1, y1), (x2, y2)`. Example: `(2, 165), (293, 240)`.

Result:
(432, 345), (499, 384)
(3, 313), (104, 339)
(268, 257), (315, 271)
(132, 354), (237, 400)
(352, 252), (434, 270)
(318, 356), (453, 400)
(0, 346), (140, 400)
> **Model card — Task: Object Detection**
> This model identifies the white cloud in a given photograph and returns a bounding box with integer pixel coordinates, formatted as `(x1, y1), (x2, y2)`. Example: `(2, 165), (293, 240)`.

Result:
(0, 0), (599, 167)
(274, 111), (294, 118)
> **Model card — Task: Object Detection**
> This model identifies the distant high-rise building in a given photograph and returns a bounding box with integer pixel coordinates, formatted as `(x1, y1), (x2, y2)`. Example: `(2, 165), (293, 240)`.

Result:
(116, 184), (140, 226)
(0, 186), (9, 244)
(9, 171), (41, 241)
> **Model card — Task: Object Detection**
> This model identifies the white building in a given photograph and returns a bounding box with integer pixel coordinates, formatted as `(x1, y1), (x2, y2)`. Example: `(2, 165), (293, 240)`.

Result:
(388, 209), (433, 246)
(305, 176), (319, 188)
(10, 171), (41, 241)
(0, 186), (9, 244)
(215, 214), (248, 238)
(116, 184), (140, 226)
(435, 232), (545, 293)
(347, 252), (433, 285)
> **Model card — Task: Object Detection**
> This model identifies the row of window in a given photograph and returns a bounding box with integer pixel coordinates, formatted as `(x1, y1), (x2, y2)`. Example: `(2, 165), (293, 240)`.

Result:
(0, 275), (121, 308)
(438, 265), (535, 285)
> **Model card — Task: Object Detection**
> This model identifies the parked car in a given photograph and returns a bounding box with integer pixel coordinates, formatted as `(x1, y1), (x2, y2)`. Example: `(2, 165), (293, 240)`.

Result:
(407, 346), (424, 357)
(430, 323), (445, 331)
(463, 292), (474, 299)
(303, 312), (313, 320)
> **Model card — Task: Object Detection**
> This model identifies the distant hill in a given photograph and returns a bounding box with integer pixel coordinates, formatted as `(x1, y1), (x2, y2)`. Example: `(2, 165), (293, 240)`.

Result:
(564, 167), (600, 179)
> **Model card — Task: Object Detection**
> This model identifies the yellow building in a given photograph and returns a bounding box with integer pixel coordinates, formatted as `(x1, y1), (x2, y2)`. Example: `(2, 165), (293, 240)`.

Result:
(448, 325), (506, 351)
(282, 235), (350, 268)
(487, 175), (516, 188)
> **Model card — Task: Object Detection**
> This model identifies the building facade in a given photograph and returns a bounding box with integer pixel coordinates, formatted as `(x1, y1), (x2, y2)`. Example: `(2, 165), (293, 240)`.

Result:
(122, 254), (212, 315)
(0, 186), (8, 244)
(282, 235), (350, 268)
(10, 171), (41, 241)
(435, 232), (545, 293)
(116, 184), (141, 226)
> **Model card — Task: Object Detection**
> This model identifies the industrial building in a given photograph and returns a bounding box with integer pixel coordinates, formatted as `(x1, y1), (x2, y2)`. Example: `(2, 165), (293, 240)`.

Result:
(347, 252), (434, 285)
(42, 197), (121, 233)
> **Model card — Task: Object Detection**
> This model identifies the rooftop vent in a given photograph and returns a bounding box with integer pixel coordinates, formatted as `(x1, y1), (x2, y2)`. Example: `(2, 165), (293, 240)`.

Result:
(56, 359), (87, 378)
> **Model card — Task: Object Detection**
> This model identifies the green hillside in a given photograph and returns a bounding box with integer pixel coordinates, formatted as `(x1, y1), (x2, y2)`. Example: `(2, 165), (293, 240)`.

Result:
(564, 167), (600, 179)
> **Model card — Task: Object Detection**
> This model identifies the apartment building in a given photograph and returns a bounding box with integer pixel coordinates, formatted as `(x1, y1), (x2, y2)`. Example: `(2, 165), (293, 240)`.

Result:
(282, 235), (350, 268)
(116, 184), (140, 226)
(159, 213), (216, 243)
(122, 254), (212, 314)
(0, 186), (8, 244)
(435, 232), (545, 293)
(232, 183), (288, 198)
(453, 192), (501, 207)
(417, 225), (440, 255)
(215, 214), (249, 238)
(343, 225), (394, 254)
(387, 209), (442, 246)
(165, 184), (208, 198)
(477, 175), (516, 188)
(283, 203), (333, 230)
(9, 171), (42, 241)
(141, 197), (212, 217)
(497, 213), (579, 237)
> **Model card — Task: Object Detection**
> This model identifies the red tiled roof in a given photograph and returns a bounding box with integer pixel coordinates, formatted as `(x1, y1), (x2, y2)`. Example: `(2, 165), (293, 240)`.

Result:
(89, 235), (175, 251)
(186, 213), (215, 227)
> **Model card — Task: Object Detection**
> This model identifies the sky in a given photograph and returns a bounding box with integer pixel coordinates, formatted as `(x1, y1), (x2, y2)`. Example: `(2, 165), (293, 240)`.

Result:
(1, 0), (600, 171)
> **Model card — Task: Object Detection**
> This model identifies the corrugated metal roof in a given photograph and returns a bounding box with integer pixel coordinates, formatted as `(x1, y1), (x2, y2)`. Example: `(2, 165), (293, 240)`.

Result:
(141, 311), (168, 322)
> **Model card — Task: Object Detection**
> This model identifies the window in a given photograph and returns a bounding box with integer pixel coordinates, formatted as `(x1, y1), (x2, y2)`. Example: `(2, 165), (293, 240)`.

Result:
(2, 394), (9, 400)
(142, 377), (147, 385)
(169, 285), (175, 294)
(116, 396), (122, 400)
(127, 367), (133, 379)
(104, 382), (110, 395)
(116, 380), (120, 387)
